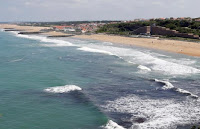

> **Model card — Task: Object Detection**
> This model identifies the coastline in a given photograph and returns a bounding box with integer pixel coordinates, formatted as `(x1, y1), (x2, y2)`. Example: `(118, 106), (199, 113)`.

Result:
(1, 24), (200, 57)
(73, 34), (200, 57)
(0, 24), (71, 36)
(1, 24), (200, 129)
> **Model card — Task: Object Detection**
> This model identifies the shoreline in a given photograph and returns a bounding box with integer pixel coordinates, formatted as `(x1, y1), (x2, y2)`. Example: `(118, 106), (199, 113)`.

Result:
(73, 34), (200, 57)
(1, 24), (200, 57)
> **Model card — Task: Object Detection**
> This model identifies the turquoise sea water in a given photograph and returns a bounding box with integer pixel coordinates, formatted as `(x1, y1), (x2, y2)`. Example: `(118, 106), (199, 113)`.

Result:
(0, 30), (200, 129)
(0, 31), (107, 129)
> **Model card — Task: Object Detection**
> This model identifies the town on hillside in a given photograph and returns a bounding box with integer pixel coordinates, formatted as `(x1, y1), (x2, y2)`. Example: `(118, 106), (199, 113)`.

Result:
(17, 17), (200, 39)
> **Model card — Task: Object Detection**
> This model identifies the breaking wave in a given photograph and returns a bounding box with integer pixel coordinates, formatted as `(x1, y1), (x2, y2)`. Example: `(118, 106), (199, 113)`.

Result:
(75, 44), (200, 75)
(77, 47), (115, 55)
(102, 120), (125, 129)
(40, 38), (75, 47)
(102, 95), (200, 129)
(8, 31), (19, 35)
(10, 31), (200, 75)
(137, 65), (151, 71)
(15, 34), (74, 47)
(44, 85), (82, 93)
(155, 79), (198, 99)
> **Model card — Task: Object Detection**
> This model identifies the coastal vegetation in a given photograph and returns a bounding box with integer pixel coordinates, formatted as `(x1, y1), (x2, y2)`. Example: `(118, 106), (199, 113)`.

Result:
(96, 22), (149, 35)
(96, 19), (200, 37)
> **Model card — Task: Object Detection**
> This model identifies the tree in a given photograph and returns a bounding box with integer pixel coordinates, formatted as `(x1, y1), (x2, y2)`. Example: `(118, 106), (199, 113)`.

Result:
(166, 23), (177, 29)
(180, 20), (190, 27)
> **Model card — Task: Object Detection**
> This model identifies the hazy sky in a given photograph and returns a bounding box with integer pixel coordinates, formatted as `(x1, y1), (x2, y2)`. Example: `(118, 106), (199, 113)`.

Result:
(0, 0), (199, 22)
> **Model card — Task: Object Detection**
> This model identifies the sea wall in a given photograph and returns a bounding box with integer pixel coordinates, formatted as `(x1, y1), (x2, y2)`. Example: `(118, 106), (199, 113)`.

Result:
(132, 26), (200, 39)
(151, 26), (200, 39)
(132, 26), (151, 35)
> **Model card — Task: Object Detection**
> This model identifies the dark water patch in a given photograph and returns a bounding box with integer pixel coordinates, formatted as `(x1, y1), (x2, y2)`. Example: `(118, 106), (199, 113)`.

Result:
(85, 79), (180, 107)
(133, 117), (147, 123)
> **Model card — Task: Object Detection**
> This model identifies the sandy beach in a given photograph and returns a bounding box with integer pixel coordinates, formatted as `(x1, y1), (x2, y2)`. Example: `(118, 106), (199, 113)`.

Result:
(0, 24), (49, 32)
(1, 24), (200, 57)
(74, 34), (200, 57)
(0, 24), (71, 36)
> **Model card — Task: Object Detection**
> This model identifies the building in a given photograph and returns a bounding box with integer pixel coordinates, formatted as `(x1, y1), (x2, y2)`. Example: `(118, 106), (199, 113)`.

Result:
(53, 26), (73, 31)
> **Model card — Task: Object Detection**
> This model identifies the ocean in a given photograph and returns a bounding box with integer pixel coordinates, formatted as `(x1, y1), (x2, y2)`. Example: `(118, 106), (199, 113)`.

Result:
(0, 29), (200, 129)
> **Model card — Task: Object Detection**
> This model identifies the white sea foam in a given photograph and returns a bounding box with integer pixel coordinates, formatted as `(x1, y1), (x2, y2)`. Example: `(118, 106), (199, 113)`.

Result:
(151, 58), (200, 75)
(16, 34), (74, 47)
(138, 53), (200, 75)
(103, 120), (125, 129)
(168, 58), (196, 65)
(9, 31), (19, 35)
(148, 52), (170, 58)
(154, 79), (175, 90)
(77, 47), (114, 55)
(102, 95), (200, 129)
(44, 85), (82, 93)
(16, 34), (43, 40)
(155, 79), (198, 99)
(137, 65), (151, 71)
(175, 88), (198, 99)
(13, 33), (199, 76)
(40, 38), (75, 47)
(102, 42), (113, 45)
(12, 32), (200, 75)
(77, 44), (200, 75)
